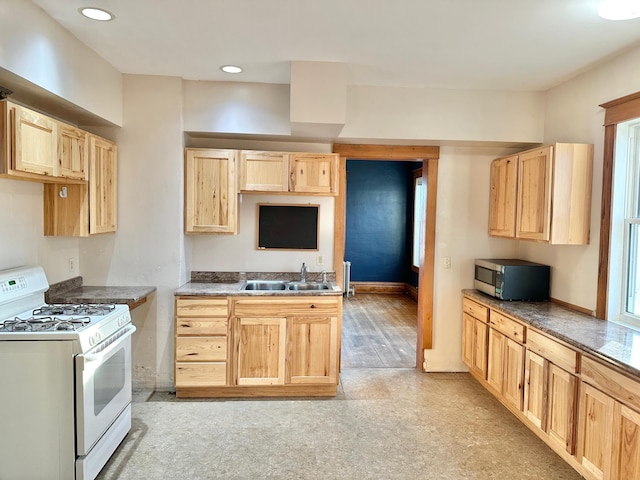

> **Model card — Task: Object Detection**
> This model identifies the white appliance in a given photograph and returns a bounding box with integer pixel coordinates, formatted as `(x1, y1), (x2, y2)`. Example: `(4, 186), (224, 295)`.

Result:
(0, 266), (136, 480)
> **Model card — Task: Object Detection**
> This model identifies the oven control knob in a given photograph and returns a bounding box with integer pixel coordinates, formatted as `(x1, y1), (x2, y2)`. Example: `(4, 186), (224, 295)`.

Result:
(118, 315), (128, 327)
(90, 332), (102, 346)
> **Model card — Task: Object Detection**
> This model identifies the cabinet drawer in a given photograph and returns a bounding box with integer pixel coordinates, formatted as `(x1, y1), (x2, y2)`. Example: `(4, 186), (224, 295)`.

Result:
(176, 337), (227, 362)
(489, 311), (525, 343)
(527, 329), (578, 373)
(175, 362), (226, 387)
(233, 297), (339, 316)
(582, 357), (640, 412)
(463, 297), (489, 323)
(176, 298), (228, 317)
(176, 318), (228, 336)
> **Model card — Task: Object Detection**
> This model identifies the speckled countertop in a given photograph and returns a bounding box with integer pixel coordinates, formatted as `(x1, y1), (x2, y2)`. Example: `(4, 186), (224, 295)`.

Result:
(46, 276), (156, 309)
(464, 289), (640, 378)
(175, 271), (342, 297)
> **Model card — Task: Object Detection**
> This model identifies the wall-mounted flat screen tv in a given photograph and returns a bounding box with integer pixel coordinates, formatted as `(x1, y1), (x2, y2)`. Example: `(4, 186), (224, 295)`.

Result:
(257, 204), (319, 250)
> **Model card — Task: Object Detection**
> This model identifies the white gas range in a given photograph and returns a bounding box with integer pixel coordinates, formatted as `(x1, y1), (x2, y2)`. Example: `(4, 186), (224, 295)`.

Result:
(0, 266), (136, 480)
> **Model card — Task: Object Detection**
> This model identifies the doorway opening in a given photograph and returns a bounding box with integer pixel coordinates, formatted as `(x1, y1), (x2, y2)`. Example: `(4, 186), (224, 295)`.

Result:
(332, 144), (439, 370)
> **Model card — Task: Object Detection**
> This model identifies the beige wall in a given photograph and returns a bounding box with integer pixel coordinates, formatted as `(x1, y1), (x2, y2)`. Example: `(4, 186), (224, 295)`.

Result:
(0, 0), (123, 125)
(520, 46), (640, 312)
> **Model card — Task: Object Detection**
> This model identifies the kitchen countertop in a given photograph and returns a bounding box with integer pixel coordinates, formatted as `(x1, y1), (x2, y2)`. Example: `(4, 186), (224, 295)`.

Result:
(176, 271), (342, 297)
(46, 276), (156, 310)
(463, 289), (640, 378)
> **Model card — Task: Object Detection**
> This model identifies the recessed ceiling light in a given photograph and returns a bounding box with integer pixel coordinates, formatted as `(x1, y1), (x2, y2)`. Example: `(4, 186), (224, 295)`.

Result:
(221, 65), (243, 74)
(598, 0), (640, 20)
(79, 7), (114, 21)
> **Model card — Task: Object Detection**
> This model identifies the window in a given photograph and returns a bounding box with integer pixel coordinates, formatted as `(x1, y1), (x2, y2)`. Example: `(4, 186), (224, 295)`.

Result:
(615, 119), (640, 329)
(412, 170), (426, 269)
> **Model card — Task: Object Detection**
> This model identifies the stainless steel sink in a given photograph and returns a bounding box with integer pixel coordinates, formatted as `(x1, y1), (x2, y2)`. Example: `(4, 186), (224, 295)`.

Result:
(287, 282), (330, 291)
(242, 280), (288, 291)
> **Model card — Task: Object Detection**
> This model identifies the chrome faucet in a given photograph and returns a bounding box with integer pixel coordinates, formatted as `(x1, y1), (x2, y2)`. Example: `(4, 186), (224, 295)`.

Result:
(321, 271), (327, 284)
(300, 262), (308, 283)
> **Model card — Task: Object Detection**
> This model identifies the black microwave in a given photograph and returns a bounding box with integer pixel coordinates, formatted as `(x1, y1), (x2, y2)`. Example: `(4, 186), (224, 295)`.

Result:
(474, 259), (550, 301)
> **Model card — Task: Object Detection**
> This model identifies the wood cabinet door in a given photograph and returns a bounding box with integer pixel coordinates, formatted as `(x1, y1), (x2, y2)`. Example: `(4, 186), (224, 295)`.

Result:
(89, 135), (117, 234)
(487, 328), (505, 394)
(472, 318), (489, 379)
(524, 350), (547, 430)
(503, 338), (525, 411)
(488, 155), (518, 237)
(58, 124), (88, 180)
(286, 316), (338, 384)
(516, 146), (552, 241)
(462, 313), (474, 369)
(185, 149), (237, 234)
(289, 153), (338, 195)
(611, 403), (640, 480)
(239, 150), (289, 192)
(577, 383), (614, 480)
(547, 364), (578, 454)
(235, 317), (286, 386)
(12, 104), (58, 176)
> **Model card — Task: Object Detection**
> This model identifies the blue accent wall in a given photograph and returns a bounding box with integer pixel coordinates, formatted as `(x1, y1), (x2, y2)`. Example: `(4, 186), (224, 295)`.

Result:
(345, 160), (418, 283)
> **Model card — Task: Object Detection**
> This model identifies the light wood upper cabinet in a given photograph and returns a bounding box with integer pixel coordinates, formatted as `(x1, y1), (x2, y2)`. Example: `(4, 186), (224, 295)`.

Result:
(489, 143), (593, 245)
(184, 148), (237, 234)
(11, 103), (58, 177)
(289, 153), (338, 195)
(238, 150), (339, 196)
(44, 134), (117, 237)
(239, 150), (289, 192)
(43, 134), (118, 237)
(58, 124), (88, 180)
(489, 155), (518, 237)
(89, 135), (117, 234)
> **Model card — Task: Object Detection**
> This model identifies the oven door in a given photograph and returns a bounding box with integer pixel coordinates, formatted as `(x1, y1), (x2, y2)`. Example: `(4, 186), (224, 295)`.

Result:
(75, 325), (136, 456)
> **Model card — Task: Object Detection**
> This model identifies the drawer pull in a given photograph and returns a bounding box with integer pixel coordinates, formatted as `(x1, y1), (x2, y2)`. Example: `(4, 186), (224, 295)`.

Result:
(310, 304), (316, 309)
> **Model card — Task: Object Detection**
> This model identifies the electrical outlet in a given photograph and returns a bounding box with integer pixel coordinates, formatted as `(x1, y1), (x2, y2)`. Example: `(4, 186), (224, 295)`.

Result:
(316, 254), (324, 265)
(443, 256), (451, 269)
(68, 257), (75, 273)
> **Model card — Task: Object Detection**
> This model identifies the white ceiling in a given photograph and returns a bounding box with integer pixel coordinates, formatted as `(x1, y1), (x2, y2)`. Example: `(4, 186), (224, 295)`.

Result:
(30, 0), (640, 91)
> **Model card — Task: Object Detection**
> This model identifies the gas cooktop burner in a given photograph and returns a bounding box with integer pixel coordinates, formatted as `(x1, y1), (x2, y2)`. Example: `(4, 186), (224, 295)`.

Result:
(0, 315), (92, 332)
(33, 304), (116, 317)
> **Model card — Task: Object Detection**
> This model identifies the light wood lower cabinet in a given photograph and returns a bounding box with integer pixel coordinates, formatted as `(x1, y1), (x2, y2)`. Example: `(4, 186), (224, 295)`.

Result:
(462, 298), (489, 379)
(486, 313), (525, 411)
(577, 357), (640, 480)
(463, 294), (640, 480)
(232, 297), (340, 387)
(175, 295), (341, 397)
(235, 317), (287, 386)
(175, 297), (230, 392)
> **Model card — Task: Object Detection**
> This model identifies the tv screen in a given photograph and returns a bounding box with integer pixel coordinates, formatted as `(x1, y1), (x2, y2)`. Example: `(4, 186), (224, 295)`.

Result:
(257, 204), (319, 250)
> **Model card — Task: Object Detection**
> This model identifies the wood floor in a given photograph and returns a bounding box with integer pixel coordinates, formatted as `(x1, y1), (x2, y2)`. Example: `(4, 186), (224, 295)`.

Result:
(341, 293), (417, 368)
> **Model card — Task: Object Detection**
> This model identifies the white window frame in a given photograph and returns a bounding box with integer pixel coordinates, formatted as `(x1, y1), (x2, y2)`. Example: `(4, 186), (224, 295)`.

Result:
(613, 119), (640, 330)
(412, 172), (426, 270)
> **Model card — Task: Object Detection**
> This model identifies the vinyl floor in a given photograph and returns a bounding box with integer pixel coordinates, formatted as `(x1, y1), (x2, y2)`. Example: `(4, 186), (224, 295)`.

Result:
(98, 369), (580, 479)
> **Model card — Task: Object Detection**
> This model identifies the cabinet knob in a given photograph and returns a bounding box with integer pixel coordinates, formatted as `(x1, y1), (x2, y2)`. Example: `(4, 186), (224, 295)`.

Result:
(310, 304), (316, 309)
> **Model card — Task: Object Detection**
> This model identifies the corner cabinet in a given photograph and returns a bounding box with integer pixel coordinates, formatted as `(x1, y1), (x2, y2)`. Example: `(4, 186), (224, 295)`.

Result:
(174, 294), (341, 398)
(488, 143), (593, 245)
(43, 134), (117, 236)
(184, 148), (237, 234)
(238, 150), (339, 196)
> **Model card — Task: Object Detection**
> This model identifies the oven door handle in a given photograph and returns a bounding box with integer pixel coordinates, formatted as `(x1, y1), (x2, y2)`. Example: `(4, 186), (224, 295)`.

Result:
(82, 325), (136, 365)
